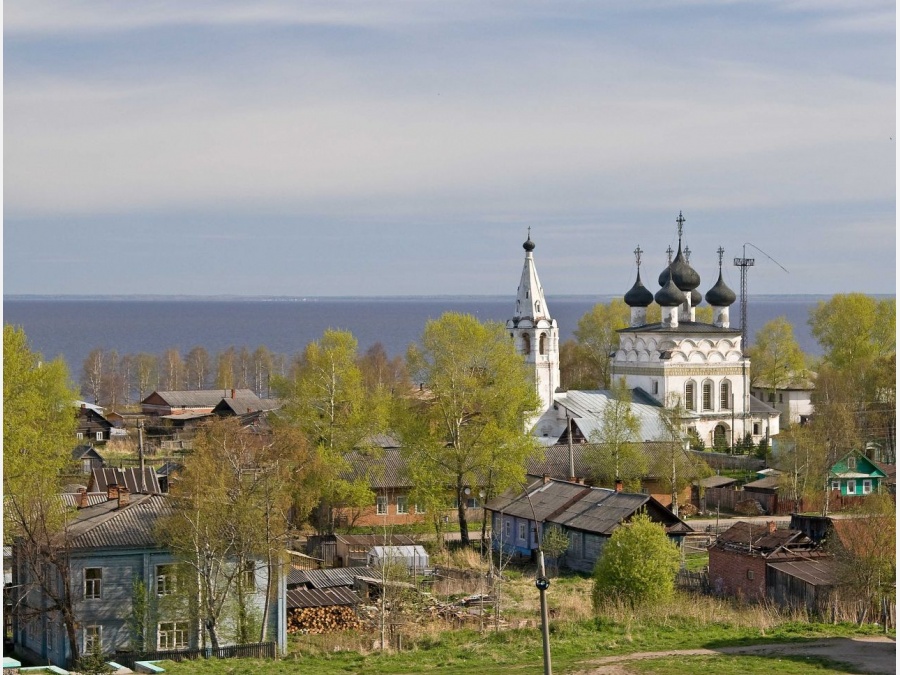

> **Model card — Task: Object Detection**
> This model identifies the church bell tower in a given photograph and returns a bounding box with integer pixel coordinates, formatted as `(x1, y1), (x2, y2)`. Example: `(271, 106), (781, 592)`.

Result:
(506, 230), (560, 414)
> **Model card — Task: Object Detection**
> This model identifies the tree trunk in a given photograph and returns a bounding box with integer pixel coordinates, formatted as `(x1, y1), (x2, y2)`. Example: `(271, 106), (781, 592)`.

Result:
(457, 482), (469, 546)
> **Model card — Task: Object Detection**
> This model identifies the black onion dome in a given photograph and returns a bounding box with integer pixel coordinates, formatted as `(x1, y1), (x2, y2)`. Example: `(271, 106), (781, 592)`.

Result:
(654, 271), (684, 307)
(705, 270), (736, 307)
(690, 288), (702, 307)
(658, 243), (701, 291)
(624, 271), (654, 307)
(523, 236), (536, 252)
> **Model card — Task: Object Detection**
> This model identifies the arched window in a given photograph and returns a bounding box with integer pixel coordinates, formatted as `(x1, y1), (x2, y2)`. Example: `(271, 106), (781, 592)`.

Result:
(702, 380), (713, 411)
(684, 381), (696, 411)
(720, 381), (731, 409)
(539, 333), (547, 355)
(522, 333), (531, 355)
(714, 424), (728, 449)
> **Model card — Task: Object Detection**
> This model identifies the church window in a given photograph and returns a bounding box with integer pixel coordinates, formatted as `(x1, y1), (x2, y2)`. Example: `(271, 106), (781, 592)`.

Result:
(539, 333), (547, 355)
(522, 333), (531, 355)
(720, 381), (731, 409)
(702, 381), (713, 411)
(684, 382), (696, 411)
(753, 422), (761, 435)
(535, 301), (541, 313)
(652, 380), (659, 395)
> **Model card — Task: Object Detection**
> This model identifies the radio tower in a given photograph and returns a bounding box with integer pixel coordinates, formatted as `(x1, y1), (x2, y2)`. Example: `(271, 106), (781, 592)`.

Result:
(733, 245), (755, 347)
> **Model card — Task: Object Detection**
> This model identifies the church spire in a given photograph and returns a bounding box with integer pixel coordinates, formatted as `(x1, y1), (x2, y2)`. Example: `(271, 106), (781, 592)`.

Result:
(515, 229), (550, 321)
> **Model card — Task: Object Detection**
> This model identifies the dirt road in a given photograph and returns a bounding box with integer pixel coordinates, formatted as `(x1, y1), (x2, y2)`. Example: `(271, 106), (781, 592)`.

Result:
(575, 636), (896, 674)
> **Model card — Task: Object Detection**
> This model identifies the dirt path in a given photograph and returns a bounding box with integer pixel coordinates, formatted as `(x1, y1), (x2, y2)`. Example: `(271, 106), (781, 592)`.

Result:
(573, 636), (896, 674)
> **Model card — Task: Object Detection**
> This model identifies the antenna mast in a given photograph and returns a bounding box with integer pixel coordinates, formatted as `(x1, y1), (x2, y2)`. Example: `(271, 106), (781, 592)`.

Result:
(733, 245), (755, 347)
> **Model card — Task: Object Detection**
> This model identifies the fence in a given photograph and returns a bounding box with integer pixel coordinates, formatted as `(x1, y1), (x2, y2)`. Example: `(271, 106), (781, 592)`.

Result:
(704, 488), (887, 516)
(114, 641), (276, 669)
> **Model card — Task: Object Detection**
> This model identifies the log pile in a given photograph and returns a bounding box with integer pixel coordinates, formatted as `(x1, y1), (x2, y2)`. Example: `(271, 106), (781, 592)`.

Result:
(287, 605), (362, 634)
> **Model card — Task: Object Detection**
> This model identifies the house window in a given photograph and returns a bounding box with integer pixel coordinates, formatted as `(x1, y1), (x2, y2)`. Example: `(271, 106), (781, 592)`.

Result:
(831, 481), (841, 491)
(156, 564), (179, 597)
(862, 479), (873, 494)
(396, 495), (408, 514)
(84, 568), (102, 600)
(720, 382), (731, 409)
(466, 498), (479, 508)
(753, 422), (761, 435)
(504, 520), (511, 540)
(46, 624), (54, 652)
(767, 392), (775, 403)
(847, 456), (857, 470)
(84, 625), (101, 654)
(77, 432), (84, 440)
(702, 381), (713, 411)
(157, 621), (189, 650)
(242, 561), (255, 590)
(376, 496), (388, 515)
(847, 480), (856, 495)
(746, 570), (755, 580)
(415, 503), (425, 514)
(684, 382), (696, 411)
(568, 531), (582, 558)
(96, 431), (103, 441)
(778, 393), (783, 403)
(518, 522), (527, 541)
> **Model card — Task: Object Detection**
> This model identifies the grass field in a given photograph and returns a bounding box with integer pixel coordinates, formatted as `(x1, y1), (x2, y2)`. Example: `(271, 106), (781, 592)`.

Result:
(158, 570), (890, 675)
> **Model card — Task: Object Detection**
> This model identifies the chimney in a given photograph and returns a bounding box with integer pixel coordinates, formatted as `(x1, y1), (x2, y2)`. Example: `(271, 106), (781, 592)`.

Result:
(615, 479), (623, 493)
(118, 487), (130, 508)
(107, 483), (120, 501)
(767, 520), (776, 534)
(231, 388), (236, 399)
(542, 474), (551, 484)
(77, 487), (88, 508)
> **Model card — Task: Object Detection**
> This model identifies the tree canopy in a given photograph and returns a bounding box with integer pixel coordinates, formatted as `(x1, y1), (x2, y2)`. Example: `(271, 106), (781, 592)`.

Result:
(748, 317), (808, 398)
(399, 313), (541, 545)
(592, 513), (680, 607)
(586, 377), (646, 491)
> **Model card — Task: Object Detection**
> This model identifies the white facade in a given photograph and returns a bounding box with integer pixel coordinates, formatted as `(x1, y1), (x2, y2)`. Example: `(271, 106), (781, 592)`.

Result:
(507, 234), (560, 415)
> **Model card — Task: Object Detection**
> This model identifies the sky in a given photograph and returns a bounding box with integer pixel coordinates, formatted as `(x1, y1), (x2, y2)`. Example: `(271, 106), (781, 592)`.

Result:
(3, 1), (896, 297)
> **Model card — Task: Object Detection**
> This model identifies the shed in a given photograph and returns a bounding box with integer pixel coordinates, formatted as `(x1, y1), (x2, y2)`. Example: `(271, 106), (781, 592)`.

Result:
(367, 545), (430, 573)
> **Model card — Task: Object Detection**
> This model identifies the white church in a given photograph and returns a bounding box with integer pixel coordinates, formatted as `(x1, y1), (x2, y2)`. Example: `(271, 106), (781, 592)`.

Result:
(510, 215), (780, 451)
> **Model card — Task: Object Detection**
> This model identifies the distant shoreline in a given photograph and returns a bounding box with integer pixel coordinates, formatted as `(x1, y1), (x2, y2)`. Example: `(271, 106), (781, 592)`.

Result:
(5, 293), (889, 303)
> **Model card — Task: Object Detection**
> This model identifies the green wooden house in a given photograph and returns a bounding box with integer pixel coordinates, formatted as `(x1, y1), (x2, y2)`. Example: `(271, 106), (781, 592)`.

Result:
(829, 450), (888, 496)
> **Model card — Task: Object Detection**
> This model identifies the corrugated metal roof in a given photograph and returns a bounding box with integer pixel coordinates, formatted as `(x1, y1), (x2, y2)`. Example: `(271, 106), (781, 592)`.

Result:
(768, 558), (838, 587)
(90, 467), (162, 495)
(64, 495), (171, 550)
(550, 489), (650, 535)
(146, 389), (258, 407)
(485, 479), (591, 522)
(543, 390), (667, 444)
(341, 449), (411, 489)
(286, 586), (360, 609)
(291, 566), (380, 589)
(61, 492), (108, 508)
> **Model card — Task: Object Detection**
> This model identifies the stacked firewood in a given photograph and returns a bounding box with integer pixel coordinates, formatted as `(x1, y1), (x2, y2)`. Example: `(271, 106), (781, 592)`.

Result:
(287, 605), (362, 634)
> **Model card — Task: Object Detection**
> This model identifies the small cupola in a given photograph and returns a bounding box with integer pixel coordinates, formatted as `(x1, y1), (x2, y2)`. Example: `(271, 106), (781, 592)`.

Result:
(624, 246), (654, 326)
(705, 246), (737, 327)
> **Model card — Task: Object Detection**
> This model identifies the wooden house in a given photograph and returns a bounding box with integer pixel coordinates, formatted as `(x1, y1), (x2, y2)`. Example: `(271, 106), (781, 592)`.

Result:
(484, 476), (691, 573)
(829, 450), (888, 496)
(75, 405), (114, 444)
(71, 445), (105, 474)
(10, 490), (286, 669)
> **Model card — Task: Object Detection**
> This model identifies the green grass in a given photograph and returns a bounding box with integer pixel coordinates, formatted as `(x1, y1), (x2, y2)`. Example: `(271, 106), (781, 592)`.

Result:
(626, 653), (867, 674)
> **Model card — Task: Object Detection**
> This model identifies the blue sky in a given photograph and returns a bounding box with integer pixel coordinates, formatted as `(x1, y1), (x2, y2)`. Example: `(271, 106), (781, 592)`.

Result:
(4, 1), (895, 296)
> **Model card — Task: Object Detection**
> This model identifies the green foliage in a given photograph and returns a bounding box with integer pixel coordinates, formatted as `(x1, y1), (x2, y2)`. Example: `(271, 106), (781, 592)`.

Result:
(809, 294), (894, 372)
(592, 513), (680, 607)
(748, 317), (808, 393)
(399, 313), (542, 544)
(128, 576), (150, 653)
(76, 644), (115, 674)
(570, 300), (630, 389)
(586, 377), (646, 491)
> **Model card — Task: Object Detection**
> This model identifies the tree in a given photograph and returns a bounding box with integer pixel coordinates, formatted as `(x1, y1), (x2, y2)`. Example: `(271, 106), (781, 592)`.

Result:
(748, 317), (807, 411)
(359, 342), (409, 394)
(132, 352), (159, 403)
(810, 294), (894, 372)
(252, 346), (275, 397)
(4, 326), (81, 660)
(586, 377), (646, 491)
(541, 526), (570, 577)
(592, 513), (680, 607)
(571, 300), (630, 389)
(161, 348), (185, 390)
(216, 346), (237, 389)
(274, 329), (388, 531)
(650, 396), (711, 516)
(156, 417), (319, 648)
(400, 313), (541, 545)
(185, 346), (211, 390)
(81, 348), (105, 404)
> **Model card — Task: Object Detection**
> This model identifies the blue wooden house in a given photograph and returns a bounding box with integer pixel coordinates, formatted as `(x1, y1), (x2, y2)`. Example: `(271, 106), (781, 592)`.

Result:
(11, 487), (286, 669)
(484, 476), (692, 573)
(829, 450), (888, 496)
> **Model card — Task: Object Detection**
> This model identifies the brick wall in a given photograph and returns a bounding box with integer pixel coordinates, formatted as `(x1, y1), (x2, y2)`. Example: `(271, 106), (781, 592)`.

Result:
(708, 548), (767, 601)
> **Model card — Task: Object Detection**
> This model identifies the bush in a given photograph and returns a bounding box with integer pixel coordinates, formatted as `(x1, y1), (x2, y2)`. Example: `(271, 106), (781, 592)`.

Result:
(592, 513), (680, 608)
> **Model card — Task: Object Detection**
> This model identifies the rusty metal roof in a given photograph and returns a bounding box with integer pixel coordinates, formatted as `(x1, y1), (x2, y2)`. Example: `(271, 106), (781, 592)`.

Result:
(768, 558), (838, 587)
(286, 586), (360, 609)
(290, 566), (380, 589)
(90, 467), (162, 495)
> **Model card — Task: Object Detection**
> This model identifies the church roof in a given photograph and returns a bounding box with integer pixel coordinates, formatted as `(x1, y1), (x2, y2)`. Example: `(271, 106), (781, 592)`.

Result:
(705, 270), (737, 307)
(617, 321), (741, 336)
(554, 389), (667, 443)
(624, 270), (654, 308)
(512, 231), (552, 323)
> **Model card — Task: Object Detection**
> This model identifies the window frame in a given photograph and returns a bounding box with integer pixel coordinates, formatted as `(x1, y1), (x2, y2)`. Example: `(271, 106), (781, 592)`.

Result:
(701, 381), (713, 411)
(84, 625), (102, 654)
(96, 431), (104, 441)
(157, 621), (189, 651)
(847, 456), (857, 470)
(375, 495), (388, 515)
(517, 522), (527, 542)
(241, 560), (256, 590)
(720, 381), (731, 409)
(831, 480), (841, 491)
(846, 479), (857, 495)
(84, 568), (102, 600)
(862, 479), (873, 494)
(396, 495), (408, 514)
(684, 381), (696, 411)
(156, 564), (179, 597)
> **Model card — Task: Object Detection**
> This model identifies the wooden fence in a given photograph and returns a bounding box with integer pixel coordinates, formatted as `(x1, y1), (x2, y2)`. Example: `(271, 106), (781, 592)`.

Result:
(113, 641), (276, 669)
(704, 488), (884, 516)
